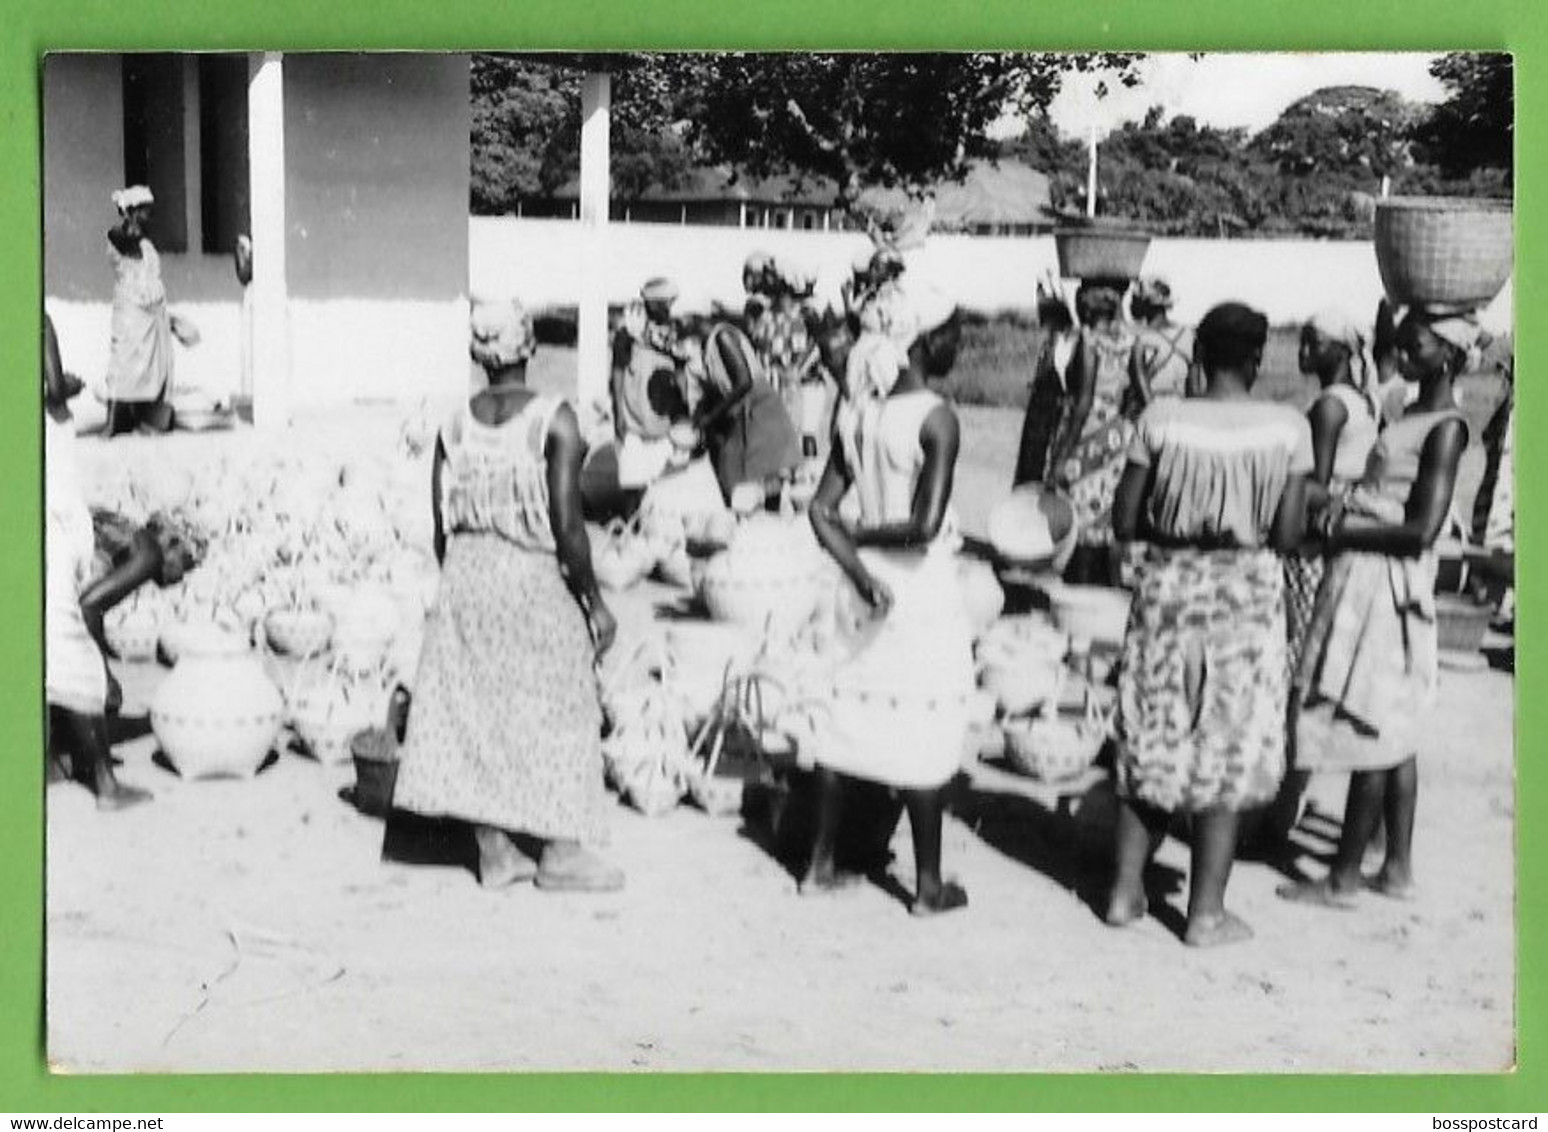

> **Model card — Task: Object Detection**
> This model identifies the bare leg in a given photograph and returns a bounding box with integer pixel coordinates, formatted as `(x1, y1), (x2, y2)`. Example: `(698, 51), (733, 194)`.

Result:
(1369, 756), (1417, 897)
(1106, 798), (1166, 926)
(902, 786), (967, 915)
(799, 768), (859, 893)
(1184, 809), (1251, 946)
(535, 838), (624, 892)
(51, 706), (150, 811)
(1278, 768), (1385, 908)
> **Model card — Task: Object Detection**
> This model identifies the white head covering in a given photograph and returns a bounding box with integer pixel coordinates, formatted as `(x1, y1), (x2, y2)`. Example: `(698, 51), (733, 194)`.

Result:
(112, 185), (154, 214)
(469, 298), (537, 369)
(1308, 307), (1380, 414)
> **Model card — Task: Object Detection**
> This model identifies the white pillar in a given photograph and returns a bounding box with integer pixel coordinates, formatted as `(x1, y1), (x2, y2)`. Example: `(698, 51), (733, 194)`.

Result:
(576, 71), (611, 412)
(1086, 124), (1099, 219)
(738, 201), (747, 229)
(247, 53), (290, 429)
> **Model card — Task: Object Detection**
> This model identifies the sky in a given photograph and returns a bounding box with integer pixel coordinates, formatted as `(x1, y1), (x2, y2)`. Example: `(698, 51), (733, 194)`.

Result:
(1037, 52), (1449, 140)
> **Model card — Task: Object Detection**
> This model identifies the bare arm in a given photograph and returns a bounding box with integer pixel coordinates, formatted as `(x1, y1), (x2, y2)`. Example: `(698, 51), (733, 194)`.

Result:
(1331, 419), (1468, 557)
(1128, 342), (1152, 413)
(695, 332), (756, 432)
(1111, 460), (1152, 543)
(1270, 473), (1311, 555)
(1304, 394), (1348, 512)
(430, 434), (447, 566)
(808, 445), (886, 608)
(546, 403), (614, 652)
(853, 404), (960, 549)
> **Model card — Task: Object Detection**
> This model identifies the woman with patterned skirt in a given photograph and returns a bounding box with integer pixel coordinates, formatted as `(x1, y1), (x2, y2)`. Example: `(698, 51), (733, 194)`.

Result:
(1047, 280), (1139, 586)
(392, 300), (622, 892)
(1106, 303), (1311, 947)
(1280, 307), (1473, 909)
(1268, 309), (1381, 843)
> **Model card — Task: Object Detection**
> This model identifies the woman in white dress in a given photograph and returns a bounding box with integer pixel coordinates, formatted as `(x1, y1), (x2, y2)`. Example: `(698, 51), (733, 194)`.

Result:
(803, 287), (974, 916)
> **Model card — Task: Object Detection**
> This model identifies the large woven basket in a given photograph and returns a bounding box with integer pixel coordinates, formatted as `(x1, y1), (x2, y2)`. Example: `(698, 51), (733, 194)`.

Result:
(1374, 197), (1513, 307)
(1055, 227), (1152, 281)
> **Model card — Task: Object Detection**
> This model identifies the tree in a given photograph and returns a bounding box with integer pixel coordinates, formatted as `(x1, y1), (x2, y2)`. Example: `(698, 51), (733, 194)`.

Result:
(470, 54), (693, 214)
(622, 53), (1146, 209)
(1412, 53), (1513, 181)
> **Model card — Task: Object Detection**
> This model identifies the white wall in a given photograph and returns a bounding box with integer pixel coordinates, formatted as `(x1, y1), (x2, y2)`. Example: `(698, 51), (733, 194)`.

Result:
(470, 217), (1513, 333)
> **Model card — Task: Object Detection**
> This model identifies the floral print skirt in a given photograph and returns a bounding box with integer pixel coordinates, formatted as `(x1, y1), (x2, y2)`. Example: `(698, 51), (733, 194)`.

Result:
(1117, 546), (1289, 813)
(393, 534), (609, 845)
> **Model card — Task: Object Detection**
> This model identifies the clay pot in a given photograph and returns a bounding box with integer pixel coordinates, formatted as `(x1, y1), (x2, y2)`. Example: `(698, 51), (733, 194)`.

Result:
(150, 631), (284, 779)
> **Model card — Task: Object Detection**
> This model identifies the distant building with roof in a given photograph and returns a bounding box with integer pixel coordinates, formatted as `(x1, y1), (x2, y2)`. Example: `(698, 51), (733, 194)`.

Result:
(518, 158), (1055, 235)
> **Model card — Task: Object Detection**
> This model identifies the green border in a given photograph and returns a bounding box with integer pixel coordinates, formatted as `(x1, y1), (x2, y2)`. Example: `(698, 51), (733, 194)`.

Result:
(2, 0), (1537, 1112)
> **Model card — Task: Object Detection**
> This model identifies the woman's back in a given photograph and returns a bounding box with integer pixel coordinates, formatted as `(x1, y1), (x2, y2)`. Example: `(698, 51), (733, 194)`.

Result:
(1132, 322), (1194, 405)
(1130, 397), (1313, 549)
(439, 394), (561, 552)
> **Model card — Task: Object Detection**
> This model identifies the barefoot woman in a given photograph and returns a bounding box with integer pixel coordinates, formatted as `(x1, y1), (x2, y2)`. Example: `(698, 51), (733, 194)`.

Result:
(802, 287), (974, 916)
(45, 313), (154, 810)
(1106, 303), (1311, 946)
(1280, 307), (1473, 908)
(392, 300), (623, 892)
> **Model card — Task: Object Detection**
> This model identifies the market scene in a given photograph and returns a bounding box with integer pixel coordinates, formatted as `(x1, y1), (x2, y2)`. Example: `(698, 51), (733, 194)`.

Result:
(42, 52), (1515, 1072)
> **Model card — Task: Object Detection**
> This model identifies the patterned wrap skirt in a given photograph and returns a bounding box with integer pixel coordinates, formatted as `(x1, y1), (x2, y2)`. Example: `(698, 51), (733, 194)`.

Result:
(393, 534), (609, 845)
(1059, 408), (1134, 550)
(1282, 551), (1325, 685)
(1116, 546), (1289, 813)
(1295, 550), (1439, 775)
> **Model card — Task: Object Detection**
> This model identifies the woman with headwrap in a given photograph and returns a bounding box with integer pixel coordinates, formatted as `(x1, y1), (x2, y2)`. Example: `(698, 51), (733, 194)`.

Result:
(1106, 303), (1311, 947)
(799, 284), (973, 916)
(747, 256), (825, 458)
(610, 278), (691, 489)
(1126, 277), (1198, 414)
(682, 307), (803, 507)
(1266, 308), (1384, 844)
(1047, 278), (1139, 585)
(1280, 305), (1473, 910)
(392, 299), (623, 893)
(104, 186), (197, 436)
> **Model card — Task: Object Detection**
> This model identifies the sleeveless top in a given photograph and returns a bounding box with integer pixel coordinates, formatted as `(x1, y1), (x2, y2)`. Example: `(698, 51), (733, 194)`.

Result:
(438, 395), (564, 553)
(1355, 407), (1469, 516)
(1314, 383), (1380, 484)
(1129, 322), (1194, 412)
(701, 323), (767, 398)
(1126, 397), (1314, 549)
(848, 389), (959, 544)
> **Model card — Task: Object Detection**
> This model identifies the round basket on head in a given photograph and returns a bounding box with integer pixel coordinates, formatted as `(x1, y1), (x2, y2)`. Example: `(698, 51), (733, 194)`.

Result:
(1055, 227), (1152, 282)
(1374, 197), (1513, 307)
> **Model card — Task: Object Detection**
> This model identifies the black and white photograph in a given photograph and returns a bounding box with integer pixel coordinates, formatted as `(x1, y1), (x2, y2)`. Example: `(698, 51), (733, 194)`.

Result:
(41, 50), (1515, 1073)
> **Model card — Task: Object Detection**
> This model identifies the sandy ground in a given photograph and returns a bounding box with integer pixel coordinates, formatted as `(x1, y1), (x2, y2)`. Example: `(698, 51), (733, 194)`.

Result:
(46, 401), (1515, 1074)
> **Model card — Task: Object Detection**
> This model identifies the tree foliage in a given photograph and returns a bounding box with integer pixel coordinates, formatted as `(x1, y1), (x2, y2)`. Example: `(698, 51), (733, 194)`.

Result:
(1412, 53), (1513, 181)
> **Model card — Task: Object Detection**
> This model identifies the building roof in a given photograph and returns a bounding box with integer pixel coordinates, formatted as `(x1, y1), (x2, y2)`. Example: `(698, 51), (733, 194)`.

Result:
(547, 165), (842, 208)
(857, 160), (1053, 229)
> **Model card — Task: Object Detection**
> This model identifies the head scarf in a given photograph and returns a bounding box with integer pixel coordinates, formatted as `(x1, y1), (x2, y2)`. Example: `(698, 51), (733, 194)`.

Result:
(1075, 283), (1125, 326)
(772, 256), (816, 299)
(111, 185), (154, 214)
(640, 277), (680, 305)
(1308, 307), (1380, 414)
(469, 298), (536, 370)
(1423, 306), (1484, 370)
(1132, 277), (1174, 311)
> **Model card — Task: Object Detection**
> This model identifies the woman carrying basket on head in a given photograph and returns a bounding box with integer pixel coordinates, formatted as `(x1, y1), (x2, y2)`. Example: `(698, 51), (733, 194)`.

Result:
(1279, 306), (1474, 910)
